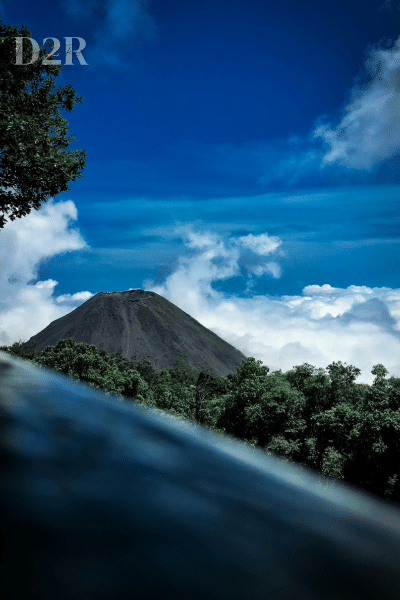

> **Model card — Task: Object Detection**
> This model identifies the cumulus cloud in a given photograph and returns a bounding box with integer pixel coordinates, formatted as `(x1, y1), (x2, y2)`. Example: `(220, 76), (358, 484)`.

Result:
(147, 228), (400, 384)
(235, 233), (282, 255)
(145, 226), (283, 303)
(0, 200), (93, 346)
(313, 36), (400, 170)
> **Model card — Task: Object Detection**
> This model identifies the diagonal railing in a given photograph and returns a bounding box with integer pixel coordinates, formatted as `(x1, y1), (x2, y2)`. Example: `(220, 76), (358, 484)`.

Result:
(1, 349), (400, 600)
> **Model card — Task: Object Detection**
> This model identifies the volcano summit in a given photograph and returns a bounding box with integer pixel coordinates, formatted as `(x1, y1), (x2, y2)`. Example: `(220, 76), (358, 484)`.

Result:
(28, 289), (246, 376)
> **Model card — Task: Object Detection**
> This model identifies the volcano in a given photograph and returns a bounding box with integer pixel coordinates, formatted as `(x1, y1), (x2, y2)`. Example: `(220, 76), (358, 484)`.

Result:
(27, 289), (246, 376)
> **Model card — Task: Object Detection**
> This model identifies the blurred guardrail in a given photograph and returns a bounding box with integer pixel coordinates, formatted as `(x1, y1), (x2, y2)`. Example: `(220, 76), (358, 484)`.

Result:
(1, 350), (400, 600)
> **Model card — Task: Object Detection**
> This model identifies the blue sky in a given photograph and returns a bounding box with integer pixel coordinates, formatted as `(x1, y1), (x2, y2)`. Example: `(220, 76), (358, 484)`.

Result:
(1, 0), (400, 382)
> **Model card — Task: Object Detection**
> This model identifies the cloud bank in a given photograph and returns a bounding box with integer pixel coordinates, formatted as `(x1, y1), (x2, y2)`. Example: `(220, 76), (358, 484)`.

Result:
(147, 228), (400, 384)
(313, 36), (400, 170)
(0, 200), (93, 346)
(2, 209), (400, 385)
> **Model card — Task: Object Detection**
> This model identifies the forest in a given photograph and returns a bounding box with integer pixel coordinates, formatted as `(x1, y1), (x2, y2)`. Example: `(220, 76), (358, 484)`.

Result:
(2, 337), (400, 509)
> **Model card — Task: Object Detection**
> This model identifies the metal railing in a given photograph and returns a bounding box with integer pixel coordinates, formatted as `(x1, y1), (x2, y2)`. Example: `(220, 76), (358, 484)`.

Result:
(1, 350), (400, 600)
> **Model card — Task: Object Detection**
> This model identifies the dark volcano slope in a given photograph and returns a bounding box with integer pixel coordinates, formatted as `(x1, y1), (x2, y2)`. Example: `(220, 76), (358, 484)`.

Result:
(28, 289), (246, 376)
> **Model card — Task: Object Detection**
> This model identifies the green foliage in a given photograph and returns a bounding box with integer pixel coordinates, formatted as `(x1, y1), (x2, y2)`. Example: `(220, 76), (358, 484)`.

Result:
(194, 371), (228, 428)
(32, 339), (152, 403)
(307, 401), (359, 478)
(371, 363), (389, 382)
(111, 349), (134, 373)
(122, 368), (152, 404)
(263, 434), (302, 464)
(286, 364), (329, 405)
(218, 358), (306, 456)
(0, 18), (86, 227)
(132, 358), (158, 386)
(244, 371), (306, 450)
(286, 362), (324, 393)
(342, 367), (400, 502)
(2, 335), (400, 507)
(218, 357), (270, 439)
(325, 361), (361, 407)
(326, 361), (361, 388)
(320, 446), (347, 481)
(152, 365), (197, 419)
(34, 338), (123, 394)
(0, 339), (37, 359)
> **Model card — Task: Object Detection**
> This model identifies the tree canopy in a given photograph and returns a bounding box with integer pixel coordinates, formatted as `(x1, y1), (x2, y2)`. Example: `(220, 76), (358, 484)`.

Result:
(0, 18), (86, 227)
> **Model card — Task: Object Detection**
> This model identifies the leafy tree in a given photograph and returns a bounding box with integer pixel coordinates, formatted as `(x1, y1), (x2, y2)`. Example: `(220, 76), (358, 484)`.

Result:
(307, 401), (360, 480)
(121, 367), (153, 405)
(345, 365), (400, 504)
(133, 357), (158, 386)
(147, 364), (195, 418)
(34, 338), (125, 396)
(243, 370), (306, 456)
(299, 364), (400, 506)
(319, 446), (347, 481)
(285, 363), (322, 393)
(326, 361), (361, 406)
(371, 363), (389, 385)
(112, 349), (135, 373)
(218, 357), (270, 440)
(153, 370), (175, 412)
(0, 339), (37, 360)
(167, 365), (197, 419)
(285, 364), (330, 434)
(218, 358), (306, 457)
(194, 371), (227, 428)
(0, 18), (86, 227)
(169, 363), (196, 387)
(387, 375), (400, 394)
(326, 361), (361, 387)
(263, 434), (303, 464)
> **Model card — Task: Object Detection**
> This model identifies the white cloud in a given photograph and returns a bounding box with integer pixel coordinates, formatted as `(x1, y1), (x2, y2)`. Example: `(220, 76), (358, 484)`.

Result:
(55, 291), (94, 303)
(313, 36), (400, 169)
(0, 200), (93, 346)
(235, 232), (282, 255)
(251, 262), (281, 279)
(302, 284), (341, 295)
(147, 228), (400, 384)
(145, 226), (283, 305)
(179, 226), (221, 250)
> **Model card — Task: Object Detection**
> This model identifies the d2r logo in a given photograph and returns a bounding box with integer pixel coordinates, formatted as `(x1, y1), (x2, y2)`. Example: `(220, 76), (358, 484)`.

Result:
(11, 37), (88, 66)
